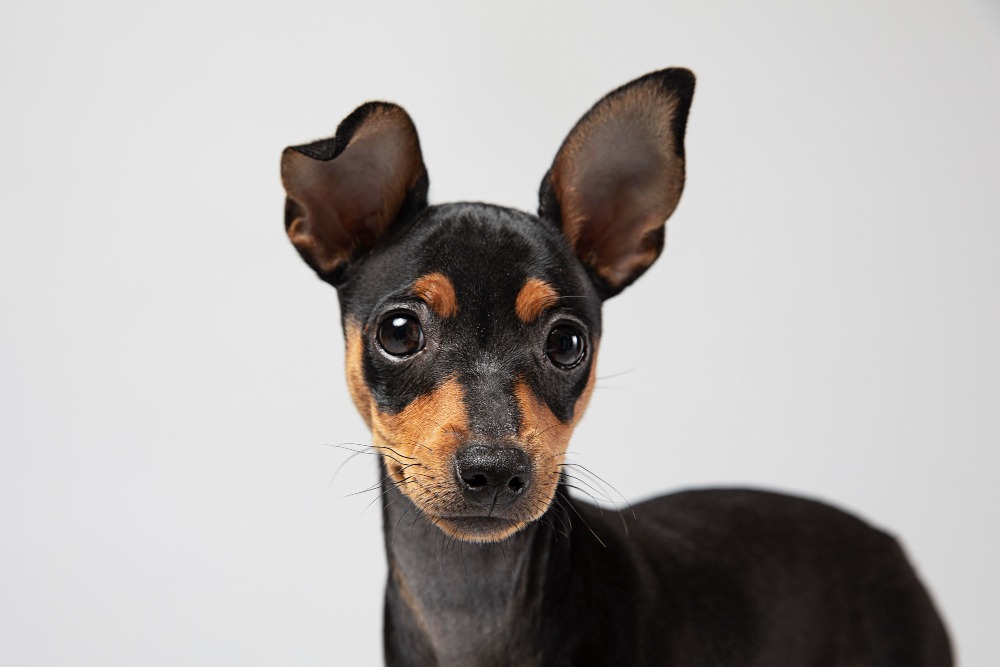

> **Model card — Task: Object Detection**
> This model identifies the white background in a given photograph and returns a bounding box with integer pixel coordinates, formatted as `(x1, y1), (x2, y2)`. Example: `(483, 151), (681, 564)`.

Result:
(2, 1), (997, 664)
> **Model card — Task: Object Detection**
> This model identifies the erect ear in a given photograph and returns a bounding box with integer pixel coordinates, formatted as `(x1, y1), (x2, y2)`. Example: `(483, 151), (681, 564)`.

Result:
(538, 68), (695, 299)
(281, 102), (428, 284)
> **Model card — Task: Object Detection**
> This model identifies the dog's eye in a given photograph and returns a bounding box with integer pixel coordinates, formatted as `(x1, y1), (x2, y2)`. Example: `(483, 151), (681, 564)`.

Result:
(546, 324), (586, 369)
(377, 313), (425, 357)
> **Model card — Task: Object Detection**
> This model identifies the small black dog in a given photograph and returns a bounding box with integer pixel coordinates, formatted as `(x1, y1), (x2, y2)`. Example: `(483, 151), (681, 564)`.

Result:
(281, 69), (952, 666)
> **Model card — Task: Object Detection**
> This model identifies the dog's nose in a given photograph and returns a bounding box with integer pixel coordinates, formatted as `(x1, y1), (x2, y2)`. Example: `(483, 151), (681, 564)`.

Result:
(454, 445), (531, 508)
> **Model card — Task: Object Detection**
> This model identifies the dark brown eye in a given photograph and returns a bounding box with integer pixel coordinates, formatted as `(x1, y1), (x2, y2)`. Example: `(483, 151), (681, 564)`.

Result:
(546, 324), (586, 369)
(377, 313), (424, 357)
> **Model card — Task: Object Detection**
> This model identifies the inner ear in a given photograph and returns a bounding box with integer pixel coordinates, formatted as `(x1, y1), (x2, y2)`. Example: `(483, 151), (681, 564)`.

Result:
(281, 103), (428, 284)
(539, 69), (695, 298)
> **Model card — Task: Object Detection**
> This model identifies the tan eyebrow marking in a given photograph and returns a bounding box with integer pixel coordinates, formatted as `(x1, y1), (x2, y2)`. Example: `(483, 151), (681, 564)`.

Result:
(411, 272), (458, 318)
(515, 278), (559, 323)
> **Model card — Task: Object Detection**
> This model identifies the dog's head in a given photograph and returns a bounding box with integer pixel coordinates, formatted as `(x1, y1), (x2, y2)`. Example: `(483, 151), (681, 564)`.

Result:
(281, 69), (694, 542)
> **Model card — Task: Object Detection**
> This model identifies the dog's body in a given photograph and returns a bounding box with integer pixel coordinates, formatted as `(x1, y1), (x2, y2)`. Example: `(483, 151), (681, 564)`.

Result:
(282, 70), (952, 665)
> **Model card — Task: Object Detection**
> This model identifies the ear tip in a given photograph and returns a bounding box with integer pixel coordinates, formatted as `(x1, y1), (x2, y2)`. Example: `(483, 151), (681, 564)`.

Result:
(643, 68), (696, 106)
(285, 137), (340, 161)
(640, 68), (695, 159)
(341, 100), (415, 129)
(655, 67), (696, 84)
(281, 101), (419, 164)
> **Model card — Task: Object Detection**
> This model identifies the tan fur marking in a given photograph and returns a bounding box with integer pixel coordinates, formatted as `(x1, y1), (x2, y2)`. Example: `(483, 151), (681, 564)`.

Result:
(411, 272), (458, 318)
(515, 278), (559, 323)
(344, 320), (374, 428)
(372, 377), (469, 487)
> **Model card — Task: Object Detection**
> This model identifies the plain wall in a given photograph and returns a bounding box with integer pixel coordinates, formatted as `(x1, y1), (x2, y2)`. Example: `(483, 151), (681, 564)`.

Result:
(1, 1), (997, 664)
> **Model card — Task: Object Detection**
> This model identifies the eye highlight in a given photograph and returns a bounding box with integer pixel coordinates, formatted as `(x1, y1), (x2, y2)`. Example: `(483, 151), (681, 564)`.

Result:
(377, 313), (425, 357)
(546, 324), (586, 369)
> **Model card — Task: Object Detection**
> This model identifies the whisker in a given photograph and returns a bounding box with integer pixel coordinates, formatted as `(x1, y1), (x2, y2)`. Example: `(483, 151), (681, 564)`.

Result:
(373, 427), (435, 453)
(392, 504), (417, 543)
(550, 502), (572, 538)
(558, 491), (607, 549)
(377, 436), (434, 455)
(552, 493), (573, 535)
(564, 476), (632, 538)
(559, 464), (633, 537)
(561, 473), (614, 505)
(563, 482), (607, 510)
(356, 483), (399, 524)
(339, 469), (404, 499)
(359, 476), (416, 517)
(323, 443), (406, 466)
(369, 443), (418, 460)
(327, 448), (367, 488)
(559, 462), (636, 520)
(597, 367), (639, 381)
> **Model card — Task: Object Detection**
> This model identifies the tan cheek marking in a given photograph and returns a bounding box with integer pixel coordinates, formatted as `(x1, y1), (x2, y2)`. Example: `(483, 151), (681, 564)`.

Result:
(515, 380), (573, 461)
(513, 341), (600, 515)
(412, 272), (458, 318)
(371, 377), (469, 485)
(514, 380), (572, 525)
(344, 320), (374, 428)
(515, 278), (559, 323)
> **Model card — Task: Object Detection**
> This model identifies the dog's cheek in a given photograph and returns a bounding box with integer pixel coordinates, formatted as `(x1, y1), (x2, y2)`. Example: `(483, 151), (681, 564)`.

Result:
(514, 346), (599, 519)
(513, 380), (573, 514)
(344, 320), (374, 428)
(371, 377), (470, 495)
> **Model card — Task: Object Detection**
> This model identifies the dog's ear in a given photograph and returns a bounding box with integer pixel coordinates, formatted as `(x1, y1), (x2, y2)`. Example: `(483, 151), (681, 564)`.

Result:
(281, 103), (428, 284)
(539, 69), (694, 298)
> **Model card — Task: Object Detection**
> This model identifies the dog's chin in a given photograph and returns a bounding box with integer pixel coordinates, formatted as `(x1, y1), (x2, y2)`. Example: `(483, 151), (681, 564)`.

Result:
(432, 515), (529, 543)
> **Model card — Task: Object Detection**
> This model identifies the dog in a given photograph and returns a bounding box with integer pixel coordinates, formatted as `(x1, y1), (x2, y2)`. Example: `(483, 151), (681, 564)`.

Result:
(280, 69), (952, 666)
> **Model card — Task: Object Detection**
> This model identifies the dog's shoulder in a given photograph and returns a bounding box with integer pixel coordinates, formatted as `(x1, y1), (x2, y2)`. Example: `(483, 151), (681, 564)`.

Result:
(631, 487), (901, 562)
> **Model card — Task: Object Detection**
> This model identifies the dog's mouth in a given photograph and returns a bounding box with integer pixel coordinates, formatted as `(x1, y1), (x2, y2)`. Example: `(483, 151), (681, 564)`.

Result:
(431, 515), (525, 542)
(378, 433), (561, 543)
(383, 454), (556, 543)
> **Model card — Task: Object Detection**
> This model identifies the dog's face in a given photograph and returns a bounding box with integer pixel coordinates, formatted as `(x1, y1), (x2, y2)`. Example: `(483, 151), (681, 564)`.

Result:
(337, 203), (602, 541)
(281, 70), (694, 542)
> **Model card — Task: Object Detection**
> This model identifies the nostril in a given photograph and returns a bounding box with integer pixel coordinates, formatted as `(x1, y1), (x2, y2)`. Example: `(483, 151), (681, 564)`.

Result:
(464, 473), (489, 489)
(508, 476), (525, 493)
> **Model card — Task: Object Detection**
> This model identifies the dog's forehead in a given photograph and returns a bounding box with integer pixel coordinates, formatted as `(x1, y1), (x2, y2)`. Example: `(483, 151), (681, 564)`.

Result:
(344, 203), (600, 324)
(408, 204), (571, 280)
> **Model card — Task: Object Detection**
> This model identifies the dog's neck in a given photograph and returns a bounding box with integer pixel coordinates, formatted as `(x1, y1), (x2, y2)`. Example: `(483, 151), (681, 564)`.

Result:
(380, 476), (569, 666)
